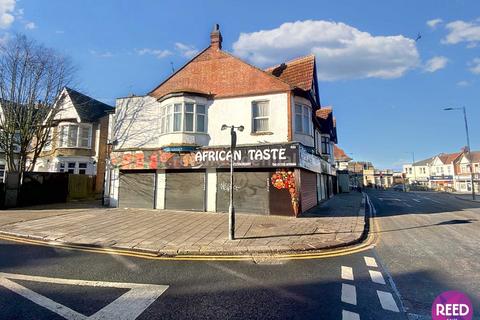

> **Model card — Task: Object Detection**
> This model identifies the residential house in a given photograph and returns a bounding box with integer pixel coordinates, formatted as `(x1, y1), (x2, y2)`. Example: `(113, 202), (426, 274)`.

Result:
(429, 152), (462, 191)
(333, 145), (352, 170)
(454, 151), (480, 193)
(105, 24), (338, 216)
(33, 87), (114, 193)
(403, 157), (434, 186)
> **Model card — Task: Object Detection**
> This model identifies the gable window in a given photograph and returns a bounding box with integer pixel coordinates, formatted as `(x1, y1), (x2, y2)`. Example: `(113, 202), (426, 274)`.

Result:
(252, 101), (269, 132)
(160, 103), (206, 134)
(59, 124), (92, 148)
(295, 104), (312, 135)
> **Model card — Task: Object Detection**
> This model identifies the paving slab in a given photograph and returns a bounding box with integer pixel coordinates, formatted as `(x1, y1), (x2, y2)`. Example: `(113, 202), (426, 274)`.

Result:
(0, 192), (366, 256)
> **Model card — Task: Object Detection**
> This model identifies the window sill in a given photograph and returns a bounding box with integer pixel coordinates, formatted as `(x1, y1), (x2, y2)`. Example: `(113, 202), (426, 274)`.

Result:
(159, 132), (209, 136)
(56, 147), (92, 150)
(251, 131), (273, 136)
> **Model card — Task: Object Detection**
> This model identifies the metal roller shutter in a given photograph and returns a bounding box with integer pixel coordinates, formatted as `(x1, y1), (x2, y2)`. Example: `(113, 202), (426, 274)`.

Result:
(217, 171), (269, 215)
(119, 171), (155, 209)
(165, 171), (205, 211)
(300, 170), (317, 211)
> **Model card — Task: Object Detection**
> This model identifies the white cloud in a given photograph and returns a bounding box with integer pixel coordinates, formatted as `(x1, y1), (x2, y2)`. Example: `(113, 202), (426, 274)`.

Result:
(423, 56), (448, 72)
(442, 19), (480, 47)
(175, 42), (199, 58)
(456, 80), (470, 87)
(24, 21), (35, 30)
(469, 57), (480, 74)
(90, 49), (113, 58)
(232, 20), (420, 81)
(0, 0), (15, 29)
(427, 18), (443, 29)
(136, 48), (172, 59)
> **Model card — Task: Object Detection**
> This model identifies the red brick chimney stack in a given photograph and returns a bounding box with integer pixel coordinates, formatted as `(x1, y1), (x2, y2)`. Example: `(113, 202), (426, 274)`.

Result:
(210, 23), (222, 50)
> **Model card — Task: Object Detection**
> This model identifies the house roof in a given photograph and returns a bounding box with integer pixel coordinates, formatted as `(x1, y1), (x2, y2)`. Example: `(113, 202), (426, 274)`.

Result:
(413, 157), (435, 166)
(264, 55), (315, 91)
(316, 106), (332, 120)
(148, 36), (292, 99)
(459, 151), (480, 163)
(65, 87), (114, 122)
(438, 152), (462, 164)
(334, 145), (351, 162)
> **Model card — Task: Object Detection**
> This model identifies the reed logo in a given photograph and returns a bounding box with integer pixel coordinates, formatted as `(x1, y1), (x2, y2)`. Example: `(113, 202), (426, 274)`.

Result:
(432, 291), (473, 320)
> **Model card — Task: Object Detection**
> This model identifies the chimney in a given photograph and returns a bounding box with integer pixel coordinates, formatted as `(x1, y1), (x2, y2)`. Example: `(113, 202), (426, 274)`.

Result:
(210, 23), (222, 50)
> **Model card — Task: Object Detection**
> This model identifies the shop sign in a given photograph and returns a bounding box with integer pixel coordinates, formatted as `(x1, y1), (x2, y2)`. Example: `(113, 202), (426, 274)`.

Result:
(430, 175), (453, 181)
(111, 143), (332, 174)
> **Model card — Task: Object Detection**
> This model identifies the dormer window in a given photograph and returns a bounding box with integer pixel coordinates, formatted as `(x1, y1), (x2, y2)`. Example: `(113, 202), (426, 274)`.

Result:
(160, 102), (206, 134)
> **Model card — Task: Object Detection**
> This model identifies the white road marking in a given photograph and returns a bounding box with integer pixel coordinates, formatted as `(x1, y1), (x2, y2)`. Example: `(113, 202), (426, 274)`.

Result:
(422, 197), (441, 204)
(377, 290), (400, 312)
(342, 309), (360, 320)
(341, 283), (357, 305)
(412, 199), (421, 203)
(0, 277), (86, 320)
(364, 256), (378, 268)
(0, 272), (169, 320)
(341, 266), (354, 281)
(369, 270), (386, 285)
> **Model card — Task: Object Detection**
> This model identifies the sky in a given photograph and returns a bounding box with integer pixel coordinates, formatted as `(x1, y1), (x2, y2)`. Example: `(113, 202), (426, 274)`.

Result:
(1, 0), (479, 169)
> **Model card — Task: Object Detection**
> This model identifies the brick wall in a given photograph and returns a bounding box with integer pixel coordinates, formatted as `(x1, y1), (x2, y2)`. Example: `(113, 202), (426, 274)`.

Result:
(95, 115), (109, 193)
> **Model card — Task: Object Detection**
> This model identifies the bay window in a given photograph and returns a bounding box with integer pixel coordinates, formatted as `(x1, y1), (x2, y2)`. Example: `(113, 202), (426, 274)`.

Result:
(295, 104), (312, 135)
(160, 102), (207, 134)
(59, 124), (92, 148)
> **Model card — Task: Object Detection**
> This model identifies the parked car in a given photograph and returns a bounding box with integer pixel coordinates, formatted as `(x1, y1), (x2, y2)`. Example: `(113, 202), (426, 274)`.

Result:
(392, 184), (405, 192)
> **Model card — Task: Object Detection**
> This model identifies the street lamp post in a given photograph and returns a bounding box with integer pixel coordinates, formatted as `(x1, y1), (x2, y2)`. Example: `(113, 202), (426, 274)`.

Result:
(443, 107), (476, 200)
(221, 124), (244, 240)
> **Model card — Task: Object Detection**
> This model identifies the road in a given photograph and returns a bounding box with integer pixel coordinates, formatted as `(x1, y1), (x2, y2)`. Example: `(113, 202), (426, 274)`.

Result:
(0, 190), (478, 319)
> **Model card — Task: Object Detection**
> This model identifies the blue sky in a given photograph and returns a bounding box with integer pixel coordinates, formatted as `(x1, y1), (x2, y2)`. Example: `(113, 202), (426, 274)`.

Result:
(2, 0), (479, 169)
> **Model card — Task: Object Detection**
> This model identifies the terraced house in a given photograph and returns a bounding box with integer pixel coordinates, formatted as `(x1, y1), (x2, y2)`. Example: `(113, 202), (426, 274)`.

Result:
(106, 25), (339, 216)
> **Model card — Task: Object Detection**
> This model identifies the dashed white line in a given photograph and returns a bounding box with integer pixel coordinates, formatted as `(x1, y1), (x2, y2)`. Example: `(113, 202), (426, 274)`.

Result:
(368, 270), (386, 285)
(341, 266), (354, 281)
(364, 256), (378, 268)
(341, 283), (357, 305)
(342, 309), (360, 320)
(412, 199), (421, 203)
(377, 290), (400, 312)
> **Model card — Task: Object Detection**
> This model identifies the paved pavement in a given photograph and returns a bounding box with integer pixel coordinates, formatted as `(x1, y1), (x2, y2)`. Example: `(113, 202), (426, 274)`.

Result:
(0, 192), (365, 256)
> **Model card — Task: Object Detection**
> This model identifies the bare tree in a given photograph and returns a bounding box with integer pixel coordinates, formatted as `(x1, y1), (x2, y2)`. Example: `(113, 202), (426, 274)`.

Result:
(0, 34), (75, 178)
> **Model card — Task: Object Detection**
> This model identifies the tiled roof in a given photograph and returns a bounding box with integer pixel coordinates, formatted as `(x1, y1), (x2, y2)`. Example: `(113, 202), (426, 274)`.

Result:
(65, 87), (114, 122)
(316, 106), (332, 120)
(413, 157), (435, 166)
(438, 152), (462, 164)
(334, 145), (351, 161)
(264, 55), (315, 91)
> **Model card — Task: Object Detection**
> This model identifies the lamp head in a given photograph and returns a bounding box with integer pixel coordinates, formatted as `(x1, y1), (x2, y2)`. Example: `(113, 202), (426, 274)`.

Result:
(221, 124), (228, 131)
(238, 125), (244, 132)
(443, 107), (454, 111)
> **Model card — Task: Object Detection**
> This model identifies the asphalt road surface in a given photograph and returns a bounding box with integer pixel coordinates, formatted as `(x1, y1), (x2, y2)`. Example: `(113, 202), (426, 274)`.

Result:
(0, 190), (478, 320)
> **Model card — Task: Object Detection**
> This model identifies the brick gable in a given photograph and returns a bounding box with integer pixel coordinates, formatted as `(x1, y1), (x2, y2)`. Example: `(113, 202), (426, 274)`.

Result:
(149, 47), (292, 100)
